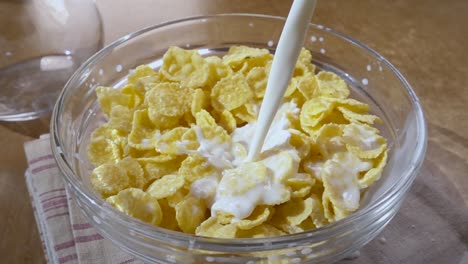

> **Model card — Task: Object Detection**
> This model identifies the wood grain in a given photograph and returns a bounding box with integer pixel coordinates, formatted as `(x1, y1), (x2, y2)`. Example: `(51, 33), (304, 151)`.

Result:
(0, 0), (466, 263)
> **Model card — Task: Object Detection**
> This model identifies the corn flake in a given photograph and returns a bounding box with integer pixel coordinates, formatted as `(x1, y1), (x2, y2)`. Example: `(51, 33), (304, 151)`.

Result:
(315, 71), (350, 99)
(218, 110), (237, 133)
(118, 157), (146, 189)
(246, 66), (268, 98)
(87, 125), (123, 166)
(237, 206), (272, 230)
(147, 174), (185, 199)
(211, 73), (253, 111)
(157, 199), (179, 231)
(218, 162), (267, 196)
(236, 223), (285, 238)
(300, 97), (335, 135)
(155, 127), (189, 154)
(358, 151), (387, 188)
(179, 154), (216, 184)
(343, 123), (387, 159)
(91, 162), (129, 197)
(108, 105), (133, 134)
(195, 216), (238, 238)
(128, 109), (158, 150)
(176, 196), (207, 234)
(321, 152), (372, 215)
(107, 188), (162, 226)
(146, 82), (192, 127)
(222, 46), (272, 72)
(96, 86), (135, 116)
(160, 46), (211, 88)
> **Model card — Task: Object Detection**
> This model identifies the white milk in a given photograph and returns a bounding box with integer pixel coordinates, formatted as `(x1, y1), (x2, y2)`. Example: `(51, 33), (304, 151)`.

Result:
(247, 0), (317, 161)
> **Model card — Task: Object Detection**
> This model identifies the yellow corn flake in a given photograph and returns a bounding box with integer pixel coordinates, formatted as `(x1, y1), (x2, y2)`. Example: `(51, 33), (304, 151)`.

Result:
(127, 65), (157, 87)
(218, 110), (237, 133)
(231, 103), (258, 124)
(289, 129), (311, 159)
(118, 157), (146, 189)
(179, 154), (216, 184)
(107, 188), (162, 226)
(286, 173), (315, 189)
(246, 66), (268, 98)
(146, 82), (192, 128)
(140, 155), (184, 183)
(195, 216), (238, 238)
(358, 151), (387, 188)
(121, 84), (144, 107)
(237, 206), (272, 230)
(175, 196), (207, 234)
(218, 162), (267, 196)
(178, 128), (200, 151)
(294, 48), (315, 77)
(155, 127), (189, 154)
(337, 106), (381, 125)
(343, 123), (387, 159)
(284, 77), (300, 98)
(222, 46), (272, 71)
(211, 73), (254, 111)
(157, 199), (179, 231)
(87, 125), (123, 166)
(191, 88), (210, 116)
(216, 211), (235, 225)
(147, 174), (185, 199)
(128, 109), (158, 150)
(108, 105), (133, 134)
(205, 55), (233, 85)
(236, 223), (285, 238)
(166, 188), (188, 208)
(91, 162), (129, 197)
(195, 109), (217, 127)
(300, 97), (335, 135)
(330, 98), (369, 113)
(308, 194), (328, 228)
(322, 192), (349, 222)
(315, 71), (350, 99)
(321, 152), (372, 216)
(315, 124), (346, 158)
(296, 72), (318, 100)
(260, 151), (296, 183)
(160, 46), (211, 88)
(96, 86), (135, 116)
(275, 198), (314, 226)
(195, 110), (230, 142)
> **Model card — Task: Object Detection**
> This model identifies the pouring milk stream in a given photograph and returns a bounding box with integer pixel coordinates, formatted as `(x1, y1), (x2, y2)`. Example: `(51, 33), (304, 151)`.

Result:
(247, 0), (317, 161)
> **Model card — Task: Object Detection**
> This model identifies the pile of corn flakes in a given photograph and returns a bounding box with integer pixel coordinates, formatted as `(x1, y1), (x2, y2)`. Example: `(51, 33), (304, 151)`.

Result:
(88, 46), (387, 238)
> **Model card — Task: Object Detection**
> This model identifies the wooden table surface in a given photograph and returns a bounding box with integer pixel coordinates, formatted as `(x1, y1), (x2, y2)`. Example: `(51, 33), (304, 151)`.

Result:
(1, 0), (467, 263)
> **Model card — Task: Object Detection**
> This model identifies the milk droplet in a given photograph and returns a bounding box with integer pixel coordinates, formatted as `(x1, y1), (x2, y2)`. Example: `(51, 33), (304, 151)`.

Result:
(115, 64), (123, 72)
(311, 35), (317, 42)
(367, 64), (372, 71)
(362, 78), (369, 85)
(379, 236), (387, 244)
(98, 69), (104, 75)
(319, 36), (324, 42)
(206, 256), (215, 262)
(267, 40), (274, 47)
(320, 48), (326, 54)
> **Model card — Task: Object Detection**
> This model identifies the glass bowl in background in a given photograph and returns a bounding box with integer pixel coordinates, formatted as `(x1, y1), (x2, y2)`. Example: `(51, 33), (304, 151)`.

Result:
(0, 0), (102, 136)
(51, 14), (427, 263)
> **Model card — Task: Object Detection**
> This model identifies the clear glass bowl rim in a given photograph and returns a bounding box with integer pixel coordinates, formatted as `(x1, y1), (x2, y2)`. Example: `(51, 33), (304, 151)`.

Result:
(50, 13), (427, 250)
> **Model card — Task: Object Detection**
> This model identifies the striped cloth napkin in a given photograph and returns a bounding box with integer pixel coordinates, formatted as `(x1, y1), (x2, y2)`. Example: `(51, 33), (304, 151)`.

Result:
(24, 134), (142, 264)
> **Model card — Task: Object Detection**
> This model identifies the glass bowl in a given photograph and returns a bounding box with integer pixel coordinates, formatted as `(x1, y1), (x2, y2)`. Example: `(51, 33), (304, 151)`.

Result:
(51, 14), (427, 263)
(0, 0), (102, 136)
